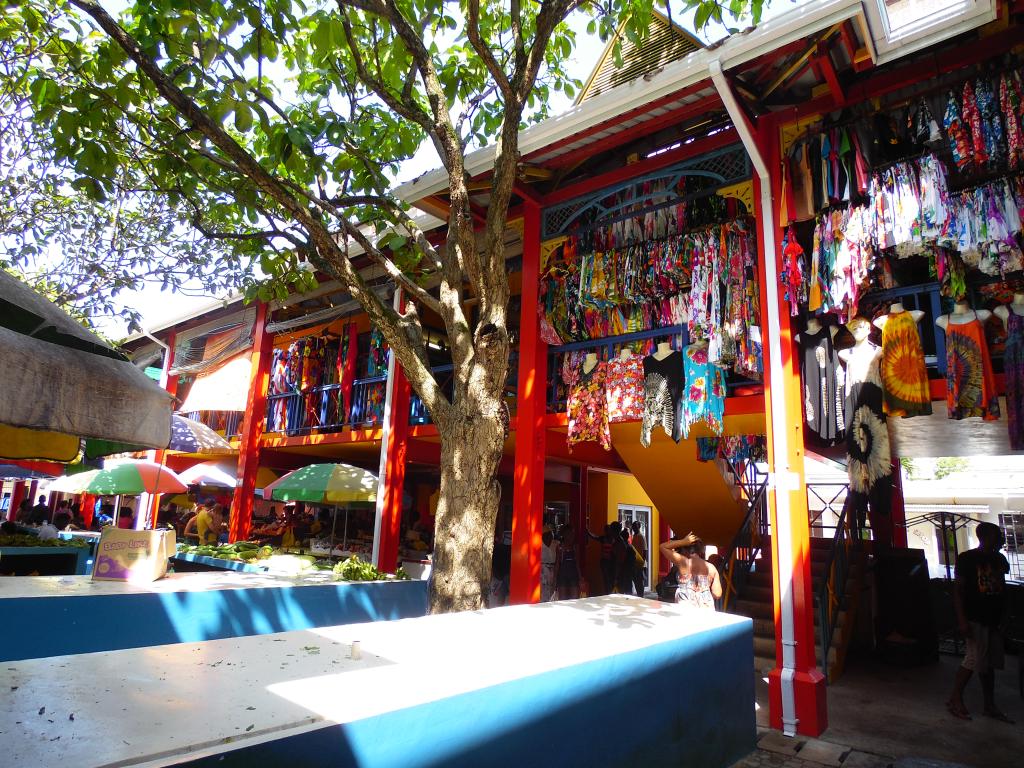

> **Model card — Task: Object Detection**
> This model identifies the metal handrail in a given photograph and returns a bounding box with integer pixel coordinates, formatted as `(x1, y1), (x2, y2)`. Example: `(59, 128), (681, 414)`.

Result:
(720, 455), (769, 612)
(816, 493), (853, 683)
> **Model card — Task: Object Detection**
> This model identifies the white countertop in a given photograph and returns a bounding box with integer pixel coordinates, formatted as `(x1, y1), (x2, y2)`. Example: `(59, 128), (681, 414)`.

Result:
(1, 596), (747, 767)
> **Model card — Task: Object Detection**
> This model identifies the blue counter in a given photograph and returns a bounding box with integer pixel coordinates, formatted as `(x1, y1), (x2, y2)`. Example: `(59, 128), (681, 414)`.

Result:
(0, 545), (91, 576)
(172, 552), (270, 573)
(0, 572), (428, 662)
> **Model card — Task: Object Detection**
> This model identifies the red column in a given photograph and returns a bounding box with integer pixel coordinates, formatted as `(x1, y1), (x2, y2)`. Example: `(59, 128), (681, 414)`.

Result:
(8, 481), (27, 522)
(753, 116), (826, 736)
(889, 460), (907, 548)
(340, 322), (358, 423)
(27, 480), (39, 512)
(230, 302), (272, 542)
(373, 298), (411, 573)
(510, 200), (548, 604)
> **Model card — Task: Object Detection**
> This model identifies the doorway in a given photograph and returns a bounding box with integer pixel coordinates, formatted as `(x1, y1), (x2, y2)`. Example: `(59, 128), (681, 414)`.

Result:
(618, 504), (651, 589)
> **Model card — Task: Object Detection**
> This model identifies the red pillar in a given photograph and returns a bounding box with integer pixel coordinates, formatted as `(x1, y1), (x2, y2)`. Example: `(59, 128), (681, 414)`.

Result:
(8, 481), (27, 521)
(753, 116), (826, 736)
(230, 302), (272, 542)
(373, 297), (411, 573)
(340, 322), (359, 423)
(510, 200), (548, 604)
(890, 460), (908, 548)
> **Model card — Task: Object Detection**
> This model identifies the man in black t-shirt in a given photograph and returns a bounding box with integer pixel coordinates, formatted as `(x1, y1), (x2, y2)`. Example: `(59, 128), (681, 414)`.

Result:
(946, 522), (1012, 723)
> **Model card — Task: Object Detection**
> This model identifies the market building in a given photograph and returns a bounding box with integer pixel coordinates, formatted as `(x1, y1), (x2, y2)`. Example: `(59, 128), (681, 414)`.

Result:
(61, 0), (1024, 740)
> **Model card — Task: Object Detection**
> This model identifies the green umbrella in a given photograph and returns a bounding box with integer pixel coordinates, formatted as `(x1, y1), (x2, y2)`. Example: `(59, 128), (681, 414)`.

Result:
(48, 460), (187, 495)
(263, 463), (378, 504)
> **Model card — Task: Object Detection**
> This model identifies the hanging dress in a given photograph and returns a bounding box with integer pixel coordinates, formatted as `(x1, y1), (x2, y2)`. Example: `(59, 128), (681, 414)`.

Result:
(843, 342), (892, 528)
(682, 344), (725, 439)
(567, 362), (611, 452)
(605, 354), (645, 423)
(641, 351), (684, 447)
(944, 314), (1000, 421)
(881, 312), (933, 418)
(799, 327), (844, 442)
(1005, 311), (1024, 450)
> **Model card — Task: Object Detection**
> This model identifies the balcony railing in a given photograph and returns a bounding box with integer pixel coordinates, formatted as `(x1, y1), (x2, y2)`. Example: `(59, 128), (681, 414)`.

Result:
(265, 376), (387, 436)
(181, 410), (242, 440)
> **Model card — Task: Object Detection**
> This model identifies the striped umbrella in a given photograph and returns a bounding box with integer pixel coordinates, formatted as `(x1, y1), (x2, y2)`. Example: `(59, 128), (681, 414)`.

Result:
(169, 415), (233, 454)
(178, 459), (278, 489)
(47, 460), (187, 495)
(262, 463), (378, 504)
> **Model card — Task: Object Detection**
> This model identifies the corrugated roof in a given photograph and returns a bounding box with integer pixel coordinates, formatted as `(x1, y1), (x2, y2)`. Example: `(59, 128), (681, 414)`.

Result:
(579, 12), (704, 103)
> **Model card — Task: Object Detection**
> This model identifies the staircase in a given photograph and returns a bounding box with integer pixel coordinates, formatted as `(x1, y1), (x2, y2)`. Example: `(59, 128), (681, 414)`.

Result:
(730, 534), (863, 681)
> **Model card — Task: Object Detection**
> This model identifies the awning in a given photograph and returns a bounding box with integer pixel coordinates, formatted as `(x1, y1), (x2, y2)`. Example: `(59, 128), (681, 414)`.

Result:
(178, 354), (252, 412)
(0, 272), (173, 459)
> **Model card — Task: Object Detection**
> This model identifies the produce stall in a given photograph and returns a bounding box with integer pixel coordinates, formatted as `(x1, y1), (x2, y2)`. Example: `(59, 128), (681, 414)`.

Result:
(2, 596), (754, 768)
(0, 569), (428, 662)
(0, 535), (91, 576)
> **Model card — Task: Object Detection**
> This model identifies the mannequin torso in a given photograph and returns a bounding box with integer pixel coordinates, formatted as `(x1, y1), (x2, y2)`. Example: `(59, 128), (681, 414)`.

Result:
(874, 302), (924, 330)
(936, 301), (991, 331)
(995, 292), (1024, 323)
(582, 353), (599, 374)
(651, 342), (675, 361)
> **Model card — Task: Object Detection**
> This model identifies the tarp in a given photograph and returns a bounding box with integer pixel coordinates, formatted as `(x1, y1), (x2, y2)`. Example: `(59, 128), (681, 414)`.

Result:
(178, 354), (252, 413)
(0, 272), (172, 457)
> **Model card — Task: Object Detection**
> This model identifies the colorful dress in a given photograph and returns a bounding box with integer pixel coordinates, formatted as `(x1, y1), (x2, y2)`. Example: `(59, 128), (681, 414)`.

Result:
(944, 315), (1000, 421)
(799, 327), (844, 442)
(605, 355), (645, 423)
(641, 351), (684, 447)
(843, 342), (892, 528)
(567, 362), (611, 452)
(881, 312), (933, 418)
(1005, 311), (1024, 450)
(682, 344), (725, 439)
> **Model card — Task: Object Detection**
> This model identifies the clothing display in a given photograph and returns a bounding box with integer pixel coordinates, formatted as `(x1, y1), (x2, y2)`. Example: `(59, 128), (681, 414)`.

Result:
(681, 344), (725, 439)
(696, 434), (767, 464)
(605, 355), (645, 423)
(641, 351), (684, 448)
(880, 312), (933, 418)
(1005, 312), (1024, 450)
(944, 315), (1000, 421)
(566, 362), (611, 452)
(799, 327), (844, 442)
(843, 342), (892, 527)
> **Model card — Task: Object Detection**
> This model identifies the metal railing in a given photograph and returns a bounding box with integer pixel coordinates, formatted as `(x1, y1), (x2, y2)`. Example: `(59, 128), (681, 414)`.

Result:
(816, 494), (854, 683)
(181, 410), (242, 440)
(719, 455), (770, 612)
(409, 365), (454, 425)
(807, 482), (853, 540)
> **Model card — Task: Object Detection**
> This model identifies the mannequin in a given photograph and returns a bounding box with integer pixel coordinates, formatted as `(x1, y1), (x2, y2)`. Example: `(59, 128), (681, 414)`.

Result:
(873, 302), (924, 330)
(801, 315), (838, 342)
(582, 352), (599, 374)
(618, 348), (633, 361)
(838, 316), (874, 365)
(651, 342), (675, 361)
(994, 292), (1024, 323)
(936, 299), (991, 331)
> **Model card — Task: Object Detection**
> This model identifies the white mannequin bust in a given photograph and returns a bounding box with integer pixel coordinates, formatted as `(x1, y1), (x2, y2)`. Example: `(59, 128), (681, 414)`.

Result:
(799, 316), (837, 342)
(618, 348), (633, 361)
(651, 342), (674, 361)
(874, 302), (925, 330)
(838, 318), (873, 363)
(994, 292), (1024, 323)
(582, 352), (599, 374)
(936, 300), (990, 331)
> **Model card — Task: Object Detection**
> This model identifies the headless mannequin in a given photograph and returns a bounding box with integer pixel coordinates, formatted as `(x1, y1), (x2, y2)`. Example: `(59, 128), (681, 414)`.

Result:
(799, 316), (838, 343)
(651, 342), (675, 361)
(873, 302), (924, 330)
(618, 348), (633, 361)
(582, 352), (599, 374)
(994, 292), (1024, 323)
(936, 300), (991, 331)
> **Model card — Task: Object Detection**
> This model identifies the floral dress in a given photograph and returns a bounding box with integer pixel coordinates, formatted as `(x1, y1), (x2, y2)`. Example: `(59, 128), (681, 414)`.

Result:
(1005, 312), (1024, 450)
(567, 362), (611, 452)
(682, 344), (725, 438)
(945, 315), (1000, 421)
(605, 355), (645, 423)
(881, 312), (933, 418)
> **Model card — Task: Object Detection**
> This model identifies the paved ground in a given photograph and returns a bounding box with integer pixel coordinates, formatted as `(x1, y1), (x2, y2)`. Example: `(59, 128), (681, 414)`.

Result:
(740, 652), (1022, 768)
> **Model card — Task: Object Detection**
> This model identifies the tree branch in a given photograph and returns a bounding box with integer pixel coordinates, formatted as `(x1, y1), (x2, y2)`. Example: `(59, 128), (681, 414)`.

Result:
(466, 0), (514, 101)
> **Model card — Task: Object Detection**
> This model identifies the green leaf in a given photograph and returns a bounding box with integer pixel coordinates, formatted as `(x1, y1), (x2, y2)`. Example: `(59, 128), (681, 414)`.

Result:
(234, 104), (252, 132)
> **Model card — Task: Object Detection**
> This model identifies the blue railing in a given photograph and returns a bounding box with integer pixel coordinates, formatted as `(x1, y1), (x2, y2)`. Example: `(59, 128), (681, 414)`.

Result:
(265, 378), (385, 435)
(182, 410), (243, 440)
(409, 365), (455, 425)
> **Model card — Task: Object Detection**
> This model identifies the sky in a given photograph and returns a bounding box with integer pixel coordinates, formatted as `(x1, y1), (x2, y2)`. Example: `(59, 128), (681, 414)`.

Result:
(92, 1), (794, 337)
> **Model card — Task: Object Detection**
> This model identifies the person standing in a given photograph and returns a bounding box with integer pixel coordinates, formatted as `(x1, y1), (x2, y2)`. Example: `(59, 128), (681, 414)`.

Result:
(613, 526), (636, 595)
(630, 521), (648, 597)
(586, 523), (615, 595)
(554, 524), (581, 600)
(947, 522), (1013, 722)
(30, 495), (49, 525)
(659, 532), (721, 609)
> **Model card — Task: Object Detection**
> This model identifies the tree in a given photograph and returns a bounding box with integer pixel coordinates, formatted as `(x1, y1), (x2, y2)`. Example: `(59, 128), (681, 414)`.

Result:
(3, 0), (759, 612)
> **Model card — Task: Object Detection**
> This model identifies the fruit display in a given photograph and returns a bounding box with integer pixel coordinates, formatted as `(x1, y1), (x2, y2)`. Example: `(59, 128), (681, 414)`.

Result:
(176, 541), (274, 563)
(175, 542), (410, 580)
(332, 555), (410, 582)
(0, 534), (89, 549)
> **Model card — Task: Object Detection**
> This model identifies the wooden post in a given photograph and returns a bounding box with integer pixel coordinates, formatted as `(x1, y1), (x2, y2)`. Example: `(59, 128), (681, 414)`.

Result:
(510, 200), (548, 604)
(229, 302), (272, 542)
(373, 292), (411, 573)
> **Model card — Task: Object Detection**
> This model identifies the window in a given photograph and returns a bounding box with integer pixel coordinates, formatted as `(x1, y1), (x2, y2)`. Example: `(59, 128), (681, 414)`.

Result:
(864, 0), (996, 65)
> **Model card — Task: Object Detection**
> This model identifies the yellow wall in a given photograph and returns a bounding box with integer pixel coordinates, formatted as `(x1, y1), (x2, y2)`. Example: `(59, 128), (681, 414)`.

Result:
(584, 470), (662, 591)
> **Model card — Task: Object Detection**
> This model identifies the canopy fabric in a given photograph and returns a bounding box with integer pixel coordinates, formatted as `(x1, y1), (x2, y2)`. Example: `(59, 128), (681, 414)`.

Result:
(177, 459), (277, 488)
(169, 415), (233, 454)
(263, 463), (378, 504)
(0, 272), (173, 456)
(0, 463), (58, 480)
(0, 423), (82, 462)
(48, 460), (187, 495)
(178, 354), (252, 413)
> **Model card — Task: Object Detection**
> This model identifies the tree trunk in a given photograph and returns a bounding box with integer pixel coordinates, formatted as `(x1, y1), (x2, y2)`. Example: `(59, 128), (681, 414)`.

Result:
(429, 388), (506, 613)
